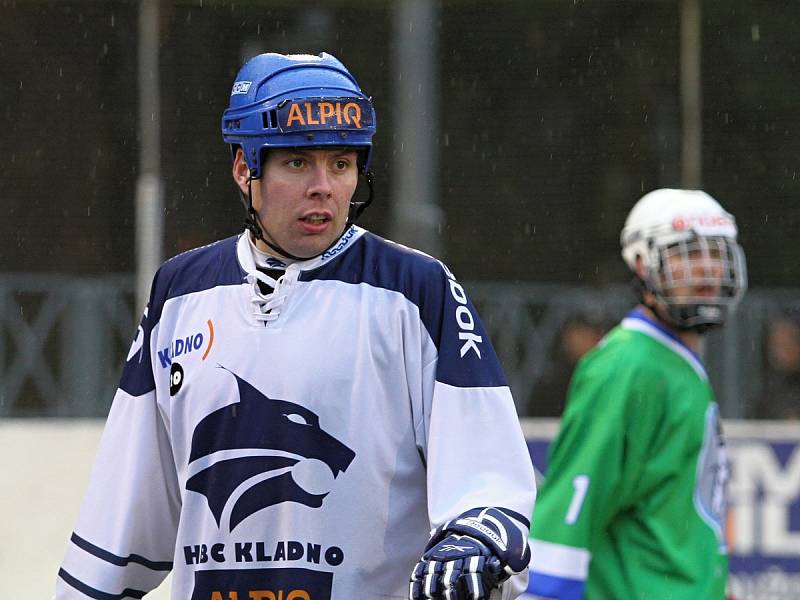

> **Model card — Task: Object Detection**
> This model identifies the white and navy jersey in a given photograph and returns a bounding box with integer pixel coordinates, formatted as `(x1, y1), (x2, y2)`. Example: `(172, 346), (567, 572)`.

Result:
(54, 226), (537, 600)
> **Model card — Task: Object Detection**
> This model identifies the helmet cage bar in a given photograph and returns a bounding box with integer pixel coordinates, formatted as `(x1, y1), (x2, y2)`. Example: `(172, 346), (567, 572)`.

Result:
(658, 237), (739, 300)
(643, 236), (747, 331)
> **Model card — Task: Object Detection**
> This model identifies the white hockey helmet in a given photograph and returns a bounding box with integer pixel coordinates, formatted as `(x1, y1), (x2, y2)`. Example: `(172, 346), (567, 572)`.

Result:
(620, 188), (747, 331)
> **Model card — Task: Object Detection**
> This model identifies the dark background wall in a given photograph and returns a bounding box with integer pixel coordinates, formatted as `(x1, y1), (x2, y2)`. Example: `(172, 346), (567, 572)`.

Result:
(2, 1), (799, 419)
(3, 1), (798, 286)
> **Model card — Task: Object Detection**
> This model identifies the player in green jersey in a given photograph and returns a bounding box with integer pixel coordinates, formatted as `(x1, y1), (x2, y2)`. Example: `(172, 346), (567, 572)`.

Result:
(526, 189), (747, 599)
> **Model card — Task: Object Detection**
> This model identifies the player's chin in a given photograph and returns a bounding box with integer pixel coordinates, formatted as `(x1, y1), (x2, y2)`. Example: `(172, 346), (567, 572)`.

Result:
(286, 235), (338, 259)
(691, 286), (721, 298)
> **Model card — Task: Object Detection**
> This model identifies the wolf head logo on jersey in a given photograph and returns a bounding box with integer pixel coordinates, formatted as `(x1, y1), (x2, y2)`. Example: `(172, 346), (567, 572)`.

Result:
(186, 371), (356, 531)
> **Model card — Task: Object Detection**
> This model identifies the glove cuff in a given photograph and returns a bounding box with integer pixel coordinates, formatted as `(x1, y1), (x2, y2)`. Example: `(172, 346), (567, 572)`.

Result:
(428, 507), (531, 574)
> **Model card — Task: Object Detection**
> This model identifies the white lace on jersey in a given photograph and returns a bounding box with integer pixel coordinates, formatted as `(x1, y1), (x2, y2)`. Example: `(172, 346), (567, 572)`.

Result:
(245, 269), (287, 324)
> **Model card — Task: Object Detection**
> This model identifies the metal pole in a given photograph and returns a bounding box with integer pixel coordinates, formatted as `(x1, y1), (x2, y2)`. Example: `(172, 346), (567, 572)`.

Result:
(135, 0), (163, 311)
(390, 0), (444, 258)
(680, 0), (702, 188)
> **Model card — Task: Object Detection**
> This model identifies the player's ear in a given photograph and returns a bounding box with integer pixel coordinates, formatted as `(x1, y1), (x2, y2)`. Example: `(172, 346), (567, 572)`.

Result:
(635, 255), (656, 303)
(232, 148), (251, 194)
(634, 255), (647, 279)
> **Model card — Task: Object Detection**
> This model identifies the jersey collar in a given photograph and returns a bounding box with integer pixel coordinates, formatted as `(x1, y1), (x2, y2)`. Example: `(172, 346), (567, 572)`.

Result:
(236, 225), (366, 275)
(621, 308), (708, 381)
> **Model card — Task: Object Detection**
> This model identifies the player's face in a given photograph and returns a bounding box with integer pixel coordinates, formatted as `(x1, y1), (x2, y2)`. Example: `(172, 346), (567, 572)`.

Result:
(236, 148), (358, 258)
(661, 238), (725, 301)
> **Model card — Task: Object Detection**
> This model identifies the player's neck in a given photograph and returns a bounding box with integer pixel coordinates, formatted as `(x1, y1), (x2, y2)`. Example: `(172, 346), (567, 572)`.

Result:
(248, 233), (295, 266)
(638, 304), (702, 353)
(676, 329), (701, 354)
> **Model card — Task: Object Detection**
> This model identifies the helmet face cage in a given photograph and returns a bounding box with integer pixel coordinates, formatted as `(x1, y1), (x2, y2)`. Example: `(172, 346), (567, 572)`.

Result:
(646, 235), (747, 330)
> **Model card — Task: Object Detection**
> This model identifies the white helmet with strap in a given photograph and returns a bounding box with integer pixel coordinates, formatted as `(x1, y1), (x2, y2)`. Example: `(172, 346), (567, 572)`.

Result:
(621, 188), (747, 331)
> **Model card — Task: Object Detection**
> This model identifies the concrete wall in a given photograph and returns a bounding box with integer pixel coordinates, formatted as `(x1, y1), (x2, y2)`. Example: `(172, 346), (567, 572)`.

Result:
(7, 418), (800, 599)
(0, 420), (170, 598)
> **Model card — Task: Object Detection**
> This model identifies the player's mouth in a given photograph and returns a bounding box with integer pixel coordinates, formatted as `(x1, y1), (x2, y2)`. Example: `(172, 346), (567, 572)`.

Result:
(299, 212), (333, 233)
(693, 287), (720, 298)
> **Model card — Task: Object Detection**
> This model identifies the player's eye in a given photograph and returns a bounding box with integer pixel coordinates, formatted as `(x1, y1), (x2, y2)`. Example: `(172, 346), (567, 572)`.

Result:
(287, 158), (305, 168)
(334, 159), (350, 171)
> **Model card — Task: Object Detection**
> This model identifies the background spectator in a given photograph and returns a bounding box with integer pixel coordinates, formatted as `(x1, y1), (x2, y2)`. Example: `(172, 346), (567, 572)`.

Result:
(531, 312), (609, 417)
(755, 312), (800, 420)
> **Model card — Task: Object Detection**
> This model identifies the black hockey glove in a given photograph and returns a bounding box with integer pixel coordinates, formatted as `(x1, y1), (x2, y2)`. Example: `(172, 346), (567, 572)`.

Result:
(409, 507), (531, 600)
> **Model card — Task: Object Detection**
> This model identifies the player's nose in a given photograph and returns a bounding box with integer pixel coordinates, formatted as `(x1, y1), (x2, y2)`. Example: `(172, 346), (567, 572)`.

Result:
(306, 163), (333, 199)
(694, 256), (723, 279)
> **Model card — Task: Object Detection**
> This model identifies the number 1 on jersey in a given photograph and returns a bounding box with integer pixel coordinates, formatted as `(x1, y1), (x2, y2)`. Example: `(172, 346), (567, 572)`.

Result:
(565, 474), (590, 525)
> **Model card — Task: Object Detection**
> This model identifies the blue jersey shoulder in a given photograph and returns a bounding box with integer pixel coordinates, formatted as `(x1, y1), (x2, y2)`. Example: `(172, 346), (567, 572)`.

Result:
(302, 231), (446, 337)
(305, 230), (440, 292)
(119, 235), (244, 397)
(149, 235), (245, 323)
(302, 232), (507, 388)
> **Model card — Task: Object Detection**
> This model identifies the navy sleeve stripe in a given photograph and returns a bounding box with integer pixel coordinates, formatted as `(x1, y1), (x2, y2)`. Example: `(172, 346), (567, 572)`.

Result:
(58, 568), (147, 600)
(71, 533), (173, 571)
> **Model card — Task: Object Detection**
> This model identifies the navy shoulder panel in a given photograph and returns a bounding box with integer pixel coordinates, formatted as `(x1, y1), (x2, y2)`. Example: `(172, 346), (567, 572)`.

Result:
(301, 232), (444, 334)
(301, 233), (506, 388)
(150, 235), (245, 321)
(119, 235), (244, 396)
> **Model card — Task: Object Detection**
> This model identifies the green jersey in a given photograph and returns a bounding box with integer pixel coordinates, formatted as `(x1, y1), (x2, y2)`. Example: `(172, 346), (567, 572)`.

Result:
(527, 309), (729, 599)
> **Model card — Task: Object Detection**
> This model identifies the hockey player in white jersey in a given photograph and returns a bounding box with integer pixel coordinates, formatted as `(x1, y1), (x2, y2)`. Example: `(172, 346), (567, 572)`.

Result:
(54, 52), (536, 600)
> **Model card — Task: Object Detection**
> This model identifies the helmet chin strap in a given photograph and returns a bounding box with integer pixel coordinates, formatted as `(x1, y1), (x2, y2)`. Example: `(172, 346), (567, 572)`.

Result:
(633, 277), (675, 325)
(239, 169), (375, 262)
(633, 277), (716, 334)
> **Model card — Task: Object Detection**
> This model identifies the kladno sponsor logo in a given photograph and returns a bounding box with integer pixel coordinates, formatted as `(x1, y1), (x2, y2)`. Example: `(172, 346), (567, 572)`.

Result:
(158, 319), (215, 368)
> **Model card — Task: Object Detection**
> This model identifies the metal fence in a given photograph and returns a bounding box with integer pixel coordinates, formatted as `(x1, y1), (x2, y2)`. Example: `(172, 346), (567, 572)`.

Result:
(0, 275), (137, 417)
(1, 274), (797, 418)
(471, 282), (800, 418)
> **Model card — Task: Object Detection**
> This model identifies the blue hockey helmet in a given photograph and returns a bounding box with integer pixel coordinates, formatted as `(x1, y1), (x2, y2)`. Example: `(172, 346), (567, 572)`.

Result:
(222, 52), (376, 179)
